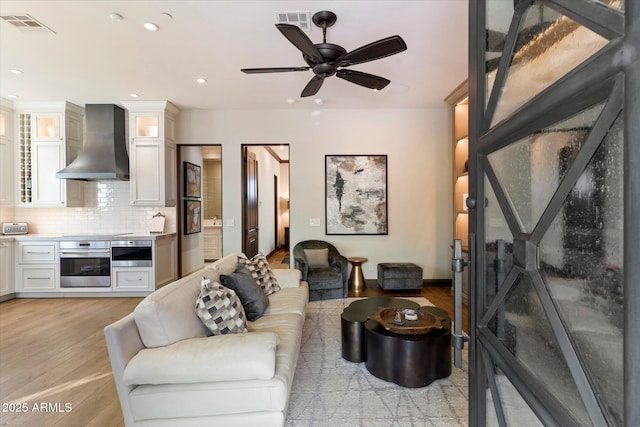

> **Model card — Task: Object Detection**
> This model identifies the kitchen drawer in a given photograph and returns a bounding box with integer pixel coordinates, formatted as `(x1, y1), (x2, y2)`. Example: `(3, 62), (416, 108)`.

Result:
(19, 266), (57, 291)
(112, 268), (152, 291)
(18, 243), (57, 263)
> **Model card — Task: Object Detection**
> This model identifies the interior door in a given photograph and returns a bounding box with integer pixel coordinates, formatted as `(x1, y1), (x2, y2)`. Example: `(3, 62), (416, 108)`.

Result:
(468, 1), (637, 426)
(243, 147), (259, 258)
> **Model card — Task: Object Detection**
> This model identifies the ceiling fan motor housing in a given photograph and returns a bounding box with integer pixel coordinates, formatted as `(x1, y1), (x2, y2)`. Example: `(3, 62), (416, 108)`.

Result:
(304, 43), (346, 76)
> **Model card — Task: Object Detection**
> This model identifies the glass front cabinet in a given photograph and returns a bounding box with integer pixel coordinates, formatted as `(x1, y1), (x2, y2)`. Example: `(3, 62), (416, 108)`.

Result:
(14, 102), (84, 207)
(123, 101), (178, 207)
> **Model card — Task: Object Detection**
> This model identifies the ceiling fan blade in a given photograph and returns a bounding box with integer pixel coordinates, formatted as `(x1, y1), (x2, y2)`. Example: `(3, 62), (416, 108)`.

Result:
(241, 67), (309, 74)
(276, 24), (323, 63)
(301, 76), (325, 97)
(336, 69), (390, 91)
(339, 35), (407, 66)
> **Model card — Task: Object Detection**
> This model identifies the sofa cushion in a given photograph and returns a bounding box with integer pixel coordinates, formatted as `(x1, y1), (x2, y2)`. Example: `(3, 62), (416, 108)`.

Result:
(304, 248), (330, 266)
(239, 253), (281, 296)
(220, 263), (270, 321)
(272, 268), (301, 289)
(134, 270), (217, 348)
(122, 332), (279, 385)
(263, 283), (309, 318)
(195, 279), (248, 335)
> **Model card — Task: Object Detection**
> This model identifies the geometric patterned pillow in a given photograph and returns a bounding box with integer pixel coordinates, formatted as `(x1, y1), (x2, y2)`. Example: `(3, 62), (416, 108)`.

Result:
(195, 278), (248, 336)
(238, 253), (281, 296)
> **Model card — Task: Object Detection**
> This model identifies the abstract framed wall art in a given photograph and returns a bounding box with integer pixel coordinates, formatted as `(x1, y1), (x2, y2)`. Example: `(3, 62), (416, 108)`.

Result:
(325, 155), (388, 235)
(184, 199), (202, 235)
(184, 161), (201, 198)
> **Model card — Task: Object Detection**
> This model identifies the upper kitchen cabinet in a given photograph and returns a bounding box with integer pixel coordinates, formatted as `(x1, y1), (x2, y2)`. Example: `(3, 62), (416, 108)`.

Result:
(13, 101), (84, 207)
(0, 99), (15, 206)
(122, 101), (178, 207)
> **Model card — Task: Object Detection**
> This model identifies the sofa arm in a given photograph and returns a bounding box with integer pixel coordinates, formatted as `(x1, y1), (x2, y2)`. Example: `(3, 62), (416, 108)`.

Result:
(104, 313), (145, 427)
(272, 269), (301, 288)
(123, 332), (279, 385)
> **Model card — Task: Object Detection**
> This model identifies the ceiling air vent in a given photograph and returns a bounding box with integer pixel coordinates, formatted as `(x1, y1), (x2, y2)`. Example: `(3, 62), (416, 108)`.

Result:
(0, 14), (55, 33)
(275, 11), (311, 32)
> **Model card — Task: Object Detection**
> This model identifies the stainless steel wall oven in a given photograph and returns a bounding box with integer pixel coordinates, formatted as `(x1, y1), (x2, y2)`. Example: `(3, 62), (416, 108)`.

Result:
(59, 240), (111, 287)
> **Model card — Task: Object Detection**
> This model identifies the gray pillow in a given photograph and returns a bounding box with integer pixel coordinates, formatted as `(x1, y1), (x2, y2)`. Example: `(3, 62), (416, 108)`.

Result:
(304, 248), (330, 266)
(220, 263), (270, 321)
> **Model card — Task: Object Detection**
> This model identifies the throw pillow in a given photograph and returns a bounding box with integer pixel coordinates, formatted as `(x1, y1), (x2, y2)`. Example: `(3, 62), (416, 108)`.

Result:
(304, 248), (330, 266)
(238, 253), (281, 296)
(220, 263), (270, 321)
(195, 278), (248, 335)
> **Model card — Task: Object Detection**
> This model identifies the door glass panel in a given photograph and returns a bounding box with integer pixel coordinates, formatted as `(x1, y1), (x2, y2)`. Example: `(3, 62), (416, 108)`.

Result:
(488, 102), (605, 233)
(485, 175), (514, 309)
(488, 274), (592, 426)
(540, 115), (624, 425)
(486, 371), (545, 427)
(599, 0), (624, 10)
(490, 2), (609, 126)
(485, 0), (513, 105)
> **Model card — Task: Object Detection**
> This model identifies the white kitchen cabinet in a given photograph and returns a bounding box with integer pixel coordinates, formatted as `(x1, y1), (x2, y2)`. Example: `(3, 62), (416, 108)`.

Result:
(154, 236), (177, 288)
(14, 102), (84, 207)
(15, 241), (59, 292)
(112, 267), (152, 291)
(0, 240), (14, 299)
(0, 99), (14, 206)
(123, 101), (178, 207)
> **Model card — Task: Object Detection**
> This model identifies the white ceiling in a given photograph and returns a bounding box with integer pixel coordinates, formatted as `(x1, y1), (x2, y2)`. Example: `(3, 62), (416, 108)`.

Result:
(0, 0), (468, 111)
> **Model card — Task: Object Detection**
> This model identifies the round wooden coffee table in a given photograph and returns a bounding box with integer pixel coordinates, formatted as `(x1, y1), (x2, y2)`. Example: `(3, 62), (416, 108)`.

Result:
(364, 305), (452, 387)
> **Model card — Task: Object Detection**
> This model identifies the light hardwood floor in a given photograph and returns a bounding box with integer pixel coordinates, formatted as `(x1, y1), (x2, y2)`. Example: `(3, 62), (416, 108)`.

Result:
(0, 297), (141, 426)
(0, 255), (465, 426)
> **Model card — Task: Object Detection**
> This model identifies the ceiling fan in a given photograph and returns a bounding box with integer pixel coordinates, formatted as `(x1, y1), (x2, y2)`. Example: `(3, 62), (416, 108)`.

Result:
(241, 10), (407, 98)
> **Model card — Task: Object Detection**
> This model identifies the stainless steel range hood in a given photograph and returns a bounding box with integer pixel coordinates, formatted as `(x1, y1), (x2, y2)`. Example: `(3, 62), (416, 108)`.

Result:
(56, 104), (129, 181)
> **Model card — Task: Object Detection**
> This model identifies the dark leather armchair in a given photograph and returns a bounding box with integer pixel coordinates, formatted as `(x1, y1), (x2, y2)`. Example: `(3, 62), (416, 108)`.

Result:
(293, 240), (349, 301)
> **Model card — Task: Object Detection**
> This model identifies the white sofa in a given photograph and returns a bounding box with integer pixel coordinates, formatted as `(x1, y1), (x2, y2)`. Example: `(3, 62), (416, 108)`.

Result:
(104, 252), (309, 426)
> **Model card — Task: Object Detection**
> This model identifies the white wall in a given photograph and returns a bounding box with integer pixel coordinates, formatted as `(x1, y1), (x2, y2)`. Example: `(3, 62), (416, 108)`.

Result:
(177, 108), (452, 279)
(179, 146), (204, 275)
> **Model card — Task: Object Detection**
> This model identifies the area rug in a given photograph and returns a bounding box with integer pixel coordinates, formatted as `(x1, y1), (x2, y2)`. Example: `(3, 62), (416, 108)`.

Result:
(285, 297), (469, 426)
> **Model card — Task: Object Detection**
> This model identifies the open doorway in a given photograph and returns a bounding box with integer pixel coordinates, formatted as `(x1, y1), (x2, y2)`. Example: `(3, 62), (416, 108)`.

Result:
(177, 145), (222, 277)
(241, 144), (290, 263)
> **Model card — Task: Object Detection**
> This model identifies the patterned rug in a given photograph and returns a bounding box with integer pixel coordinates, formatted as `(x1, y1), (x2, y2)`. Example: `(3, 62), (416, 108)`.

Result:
(285, 297), (469, 426)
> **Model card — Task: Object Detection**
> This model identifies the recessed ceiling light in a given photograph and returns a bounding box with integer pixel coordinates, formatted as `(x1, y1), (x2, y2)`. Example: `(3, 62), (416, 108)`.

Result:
(196, 78), (207, 84)
(144, 22), (159, 31)
(287, 98), (296, 105)
(10, 69), (23, 74)
(130, 93), (140, 98)
(7, 94), (18, 99)
(109, 13), (123, 21)
(314, 98), (324, 105)
(160, 13), (173, 20)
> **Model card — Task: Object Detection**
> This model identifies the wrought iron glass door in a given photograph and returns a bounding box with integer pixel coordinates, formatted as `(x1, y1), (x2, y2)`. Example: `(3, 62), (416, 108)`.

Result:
(467, 1), (638, 425)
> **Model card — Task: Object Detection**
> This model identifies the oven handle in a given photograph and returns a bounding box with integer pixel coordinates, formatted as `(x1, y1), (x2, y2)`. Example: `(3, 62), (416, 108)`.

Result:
(60, 250), (111, 257)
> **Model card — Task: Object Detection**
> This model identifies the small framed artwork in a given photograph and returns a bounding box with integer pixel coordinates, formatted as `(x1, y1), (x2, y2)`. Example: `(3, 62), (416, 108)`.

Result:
(325, 155), (388, 235)
(184, 162), (201, 198)
(184, 199), (202, 235)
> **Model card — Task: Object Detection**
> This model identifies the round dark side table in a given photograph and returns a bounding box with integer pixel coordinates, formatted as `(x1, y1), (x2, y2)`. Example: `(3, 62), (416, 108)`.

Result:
(364, 306), (452, 387)
(341, 296), (420, 363)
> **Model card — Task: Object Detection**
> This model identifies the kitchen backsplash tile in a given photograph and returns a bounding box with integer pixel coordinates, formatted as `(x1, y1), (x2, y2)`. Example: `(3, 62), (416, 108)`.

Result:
(12, 181), (176, 235)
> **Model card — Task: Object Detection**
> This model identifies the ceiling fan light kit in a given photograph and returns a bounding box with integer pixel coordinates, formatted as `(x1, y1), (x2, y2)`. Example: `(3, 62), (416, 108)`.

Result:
(241, 10), (407, 98)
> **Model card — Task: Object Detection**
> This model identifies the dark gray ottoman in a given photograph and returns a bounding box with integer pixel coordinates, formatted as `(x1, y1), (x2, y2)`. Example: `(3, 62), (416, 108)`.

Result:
(377, 263), (423, 291)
